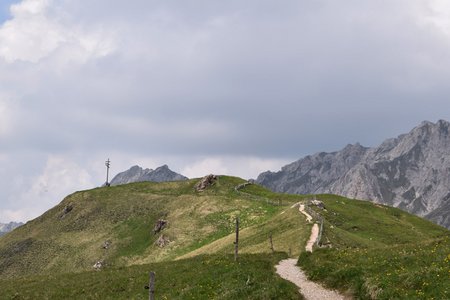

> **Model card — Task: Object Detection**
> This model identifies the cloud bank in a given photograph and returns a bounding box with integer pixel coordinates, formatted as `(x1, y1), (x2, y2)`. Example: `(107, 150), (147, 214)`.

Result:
(1, 0), (450, 222)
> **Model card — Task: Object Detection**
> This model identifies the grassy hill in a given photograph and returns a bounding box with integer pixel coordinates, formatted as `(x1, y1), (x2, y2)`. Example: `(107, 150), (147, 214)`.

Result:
(297, 195), (450, 299)
(0, 176), (448, 299)
(0, 176), (309, 278)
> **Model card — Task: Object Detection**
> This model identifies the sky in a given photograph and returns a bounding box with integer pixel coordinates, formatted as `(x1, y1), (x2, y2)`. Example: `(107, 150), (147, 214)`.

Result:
(1, 0), (450, 223)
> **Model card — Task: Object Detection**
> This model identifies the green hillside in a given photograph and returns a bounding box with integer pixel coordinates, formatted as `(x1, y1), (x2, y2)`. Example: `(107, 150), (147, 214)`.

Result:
(0, 176), (308, 278)
(297, 195), (450, 299)
(0, 176), (448, 299)
(0, 253), (301, 300)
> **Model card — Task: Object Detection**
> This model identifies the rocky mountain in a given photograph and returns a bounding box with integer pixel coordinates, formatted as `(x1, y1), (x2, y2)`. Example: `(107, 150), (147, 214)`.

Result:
(0, 222), (23, 237)
(109, 164), (188, 186)
(257, 120), (450, 229)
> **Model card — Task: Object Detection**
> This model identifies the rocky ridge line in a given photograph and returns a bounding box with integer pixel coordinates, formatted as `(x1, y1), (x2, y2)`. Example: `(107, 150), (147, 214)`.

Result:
(257, 120), (450, 229)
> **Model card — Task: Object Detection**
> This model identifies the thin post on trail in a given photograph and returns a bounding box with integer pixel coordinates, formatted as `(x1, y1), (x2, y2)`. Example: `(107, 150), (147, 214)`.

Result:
(105, 158), (111, 187)
(149, 271), (155, 300)
(234, 216), (239, 262)
(269, 233), (274, 254)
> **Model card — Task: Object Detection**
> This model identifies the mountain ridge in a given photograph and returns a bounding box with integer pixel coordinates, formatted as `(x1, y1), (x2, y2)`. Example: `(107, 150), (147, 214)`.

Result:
(0, 222), (23, 237)
(109, 164), (188, 186)
(256, 119), (450, 229)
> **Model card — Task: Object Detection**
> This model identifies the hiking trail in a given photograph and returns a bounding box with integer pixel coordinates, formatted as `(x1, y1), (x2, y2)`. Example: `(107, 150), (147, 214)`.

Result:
(276, 202), (346, 300)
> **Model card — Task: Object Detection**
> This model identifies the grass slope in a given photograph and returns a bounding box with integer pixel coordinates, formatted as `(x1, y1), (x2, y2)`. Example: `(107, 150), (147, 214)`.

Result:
(0, 177), (307, 299)
(1, 178), (448, 299)
(297, 194), (450, 299)
(0, 176), (305, 278)
(0, 253), (302, 300)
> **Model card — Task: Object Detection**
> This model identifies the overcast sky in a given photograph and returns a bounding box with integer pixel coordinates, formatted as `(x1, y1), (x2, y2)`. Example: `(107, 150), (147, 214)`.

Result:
(1, 0), (450, 223)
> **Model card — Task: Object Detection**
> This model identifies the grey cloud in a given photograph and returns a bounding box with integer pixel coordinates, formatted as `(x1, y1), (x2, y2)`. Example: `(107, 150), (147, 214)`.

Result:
(2, 0), (450, 221)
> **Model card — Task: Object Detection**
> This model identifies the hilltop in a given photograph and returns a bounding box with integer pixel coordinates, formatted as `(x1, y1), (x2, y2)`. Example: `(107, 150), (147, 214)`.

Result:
(0, 176), (309, 278)
(257, 120), (450, 229)
(0, 176), (448, 299)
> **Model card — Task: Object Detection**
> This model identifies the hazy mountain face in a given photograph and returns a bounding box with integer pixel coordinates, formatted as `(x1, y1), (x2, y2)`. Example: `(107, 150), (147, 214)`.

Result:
(0, 222), (23, 236)
(257, 120), (450, 229)
(109, 165), (188, 186)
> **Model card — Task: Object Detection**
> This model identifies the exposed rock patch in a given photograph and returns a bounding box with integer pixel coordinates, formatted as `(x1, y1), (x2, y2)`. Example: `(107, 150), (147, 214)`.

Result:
(235, 181), (252, 191)
(195, 174), (218, 192)
(93, 260), (104, 271)
(102, 240), (111, 249)
(153, 219), (167, 234)
(59, 204), (73, 219)
(311, 200), (325, 210)
(155, 235), (170, 247)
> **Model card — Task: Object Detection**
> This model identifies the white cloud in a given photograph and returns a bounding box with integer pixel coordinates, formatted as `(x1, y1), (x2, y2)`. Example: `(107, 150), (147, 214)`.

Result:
(182, 157), (230, 178)
(181, 156), (291, 179)
(0, 94), (14, 137)
(0, 0), (116, 63)
(0, 209), (28, 223)
(1, 0), (450, 224)
(423, 0), (450, 36)
(10, 0), (49, 16)
(10, 155), (94, 221)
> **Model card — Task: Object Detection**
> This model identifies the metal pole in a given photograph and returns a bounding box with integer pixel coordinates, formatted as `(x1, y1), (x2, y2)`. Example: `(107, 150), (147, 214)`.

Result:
(105, 158), (111, 186)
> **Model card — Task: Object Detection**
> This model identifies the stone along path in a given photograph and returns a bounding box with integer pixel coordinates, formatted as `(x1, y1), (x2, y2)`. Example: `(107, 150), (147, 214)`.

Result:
(276, 202), (345, 300)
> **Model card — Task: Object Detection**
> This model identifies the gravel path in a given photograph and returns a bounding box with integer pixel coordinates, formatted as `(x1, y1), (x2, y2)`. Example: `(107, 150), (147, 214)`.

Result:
(275, 203), (346, 299)
(275, 259), (345, 300)
(296, 202), (318, 252)
(305, 223), (319, 252)
(299, 204), (313, 223)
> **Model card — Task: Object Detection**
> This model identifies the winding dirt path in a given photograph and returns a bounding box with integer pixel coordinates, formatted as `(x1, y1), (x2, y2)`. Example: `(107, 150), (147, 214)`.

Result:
(299, 204), (313, 223)
(275, 259), (345, 300)
(305, 223), (319, 252)
(276, 203), (346, 299)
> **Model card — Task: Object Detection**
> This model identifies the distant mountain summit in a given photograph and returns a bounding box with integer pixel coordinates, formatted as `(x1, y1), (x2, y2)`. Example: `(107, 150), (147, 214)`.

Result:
(0, 222), (23, 237)
(110, 165), (188, 186)
(257, 120), (450, 229)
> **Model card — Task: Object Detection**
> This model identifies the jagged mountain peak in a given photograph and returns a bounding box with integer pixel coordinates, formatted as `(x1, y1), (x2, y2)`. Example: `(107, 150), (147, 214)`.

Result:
(129, 165), (153, 172)
(256, 119), (450, 229)
(109, 164), (188, 186)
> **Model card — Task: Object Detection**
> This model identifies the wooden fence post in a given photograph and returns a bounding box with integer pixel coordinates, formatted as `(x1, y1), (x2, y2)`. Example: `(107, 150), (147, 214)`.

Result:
(234, 216), (239, 262)
(269, 233), (274, 254)
(149, 271), (155, 300)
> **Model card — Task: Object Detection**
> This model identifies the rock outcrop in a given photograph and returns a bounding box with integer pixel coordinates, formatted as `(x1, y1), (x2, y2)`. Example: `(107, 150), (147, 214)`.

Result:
(257, 120), (450, 229)
(109, 165), (188, 186)
(195, 174), (217, 192)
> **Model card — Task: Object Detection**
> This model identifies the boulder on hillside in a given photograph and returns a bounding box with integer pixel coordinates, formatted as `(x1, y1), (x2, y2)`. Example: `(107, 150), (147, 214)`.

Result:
(59, 204), (73, 219)
(155, 234), (170, 247)
(195, 174), (218, 192)
(153, 219), (167, 234)
(93, 260), (104, 271)
(311, 200), (325, 210)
